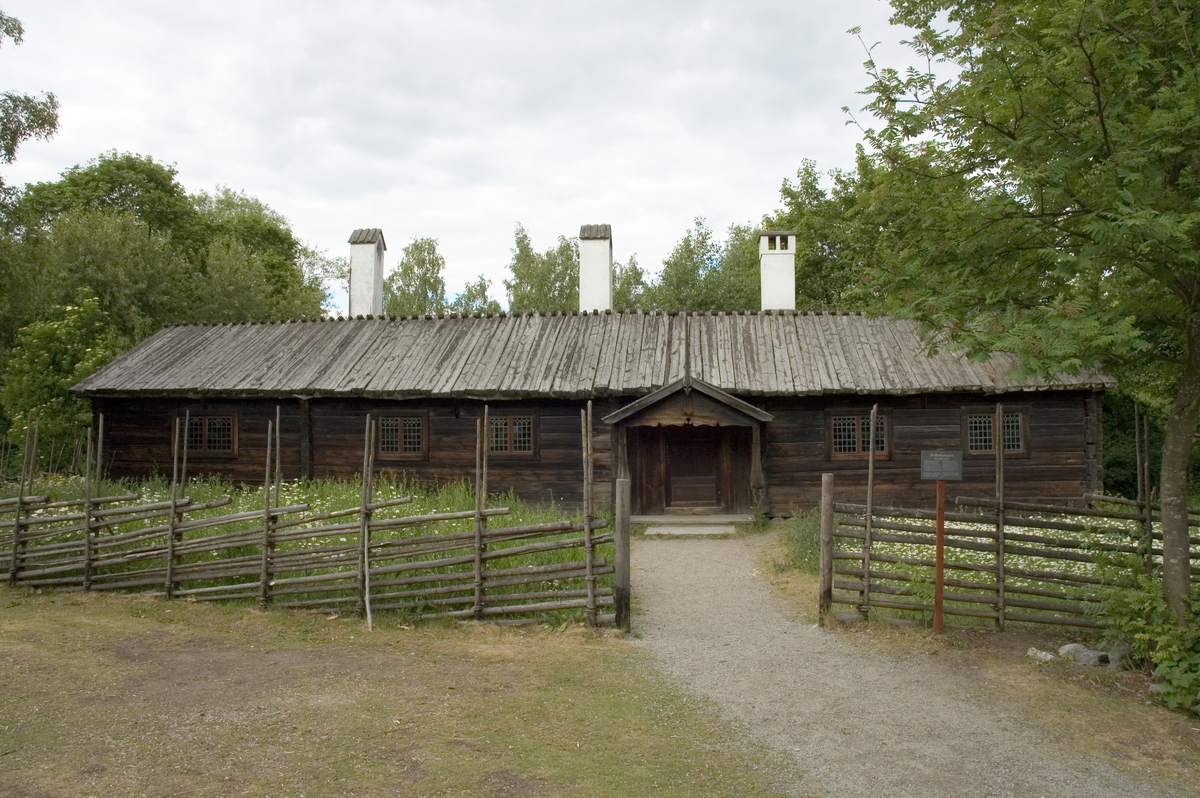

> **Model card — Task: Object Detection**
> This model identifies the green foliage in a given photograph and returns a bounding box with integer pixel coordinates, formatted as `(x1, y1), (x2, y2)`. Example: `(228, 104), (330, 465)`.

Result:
(644, 218), (723, 311)
(0, 10), (57, 194)
(17, 152), (202, 247)
(613, 254), (647, 310)
(0, 293), (127, 446)
(504, 224), (578, 313)
(857, 0), (1200, 620)
(448, 273), (502, 315)
(764, 156), (877, 311)
(1094, 554), (1200, 714)
(40, 208), (192, 339)
(384, 237), (448, 316)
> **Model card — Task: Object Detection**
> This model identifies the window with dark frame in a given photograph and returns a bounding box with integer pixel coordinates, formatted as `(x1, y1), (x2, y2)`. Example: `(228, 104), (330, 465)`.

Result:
(489, 414), (534, 454)
(966, 410), (1025, 454)
(828, 413), (888, 459)
(377, 415), (426, 459)
(182, 414), (235, 454)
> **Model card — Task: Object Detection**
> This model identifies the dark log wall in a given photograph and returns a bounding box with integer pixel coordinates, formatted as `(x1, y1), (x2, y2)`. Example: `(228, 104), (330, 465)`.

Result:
(761, 390), (1102, 514)
(92, 396), (616, 510)
(92, 390), (1100, 514)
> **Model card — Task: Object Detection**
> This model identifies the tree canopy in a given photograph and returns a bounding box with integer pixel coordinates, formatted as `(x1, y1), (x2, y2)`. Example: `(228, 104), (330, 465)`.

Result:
(855, 0), (1200, 623)
(0, 11), (57, 198)
(504, 224), (580, 313)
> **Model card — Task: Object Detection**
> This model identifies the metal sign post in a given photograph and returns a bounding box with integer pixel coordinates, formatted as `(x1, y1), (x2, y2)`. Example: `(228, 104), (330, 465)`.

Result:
(921, 451), (962, 634)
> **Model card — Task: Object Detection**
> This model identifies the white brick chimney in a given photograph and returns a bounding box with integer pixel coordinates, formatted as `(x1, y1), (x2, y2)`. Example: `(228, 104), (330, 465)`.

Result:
(348, 228), (386, 317)
(759, 231), (796, 311)
(578, 224), (613, 312)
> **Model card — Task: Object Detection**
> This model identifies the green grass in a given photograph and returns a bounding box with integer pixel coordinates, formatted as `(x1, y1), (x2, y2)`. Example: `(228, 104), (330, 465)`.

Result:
(0, 588), (804, 797)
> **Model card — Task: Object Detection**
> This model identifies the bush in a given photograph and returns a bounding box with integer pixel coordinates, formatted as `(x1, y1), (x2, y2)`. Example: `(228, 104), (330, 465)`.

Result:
(1094, 554), (1200, 715)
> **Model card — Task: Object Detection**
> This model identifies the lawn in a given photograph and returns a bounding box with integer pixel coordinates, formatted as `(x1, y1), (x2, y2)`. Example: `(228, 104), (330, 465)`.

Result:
(0, 586), (802, 797)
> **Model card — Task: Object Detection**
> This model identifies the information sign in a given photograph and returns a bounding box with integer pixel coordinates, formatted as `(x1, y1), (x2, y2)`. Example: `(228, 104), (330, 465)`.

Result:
(921, 450), (962, 481)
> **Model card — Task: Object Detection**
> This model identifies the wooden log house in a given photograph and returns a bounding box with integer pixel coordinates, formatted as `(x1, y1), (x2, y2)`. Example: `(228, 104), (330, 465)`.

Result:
(72, 309), (1112, 516)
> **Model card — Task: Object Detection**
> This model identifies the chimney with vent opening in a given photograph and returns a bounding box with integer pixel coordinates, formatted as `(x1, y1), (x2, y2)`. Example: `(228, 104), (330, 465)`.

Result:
(348, 228), (386, 317)
(578, 224), (613, 312)
(760, 230), (796, 311)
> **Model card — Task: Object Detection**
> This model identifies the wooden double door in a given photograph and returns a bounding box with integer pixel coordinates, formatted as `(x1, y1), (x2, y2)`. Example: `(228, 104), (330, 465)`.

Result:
(628, 424), (752, 515)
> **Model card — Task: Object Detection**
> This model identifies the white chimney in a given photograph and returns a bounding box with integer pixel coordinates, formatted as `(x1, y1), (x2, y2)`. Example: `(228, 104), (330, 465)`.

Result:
(759, 231), (796, 311)
(578, 224), (613, 312)
(348, 228), (386, 317)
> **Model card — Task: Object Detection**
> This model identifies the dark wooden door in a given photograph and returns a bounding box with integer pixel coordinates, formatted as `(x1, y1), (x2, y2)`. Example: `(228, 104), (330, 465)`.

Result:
(664, 426), (720, 508)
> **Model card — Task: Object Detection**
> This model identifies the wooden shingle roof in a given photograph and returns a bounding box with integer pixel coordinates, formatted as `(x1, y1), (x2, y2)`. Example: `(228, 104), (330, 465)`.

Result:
(72, 311), (1115, 399)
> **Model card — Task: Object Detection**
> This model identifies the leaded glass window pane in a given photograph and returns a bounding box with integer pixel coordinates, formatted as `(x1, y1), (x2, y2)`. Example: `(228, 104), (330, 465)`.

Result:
(186, 417), (204, 451)
(402, 417), (423, 453)
(207, 417), (233, 451)
(379, 417), (400, 453)
(512, 416), (533, 452)
(832, 416), (858, 453)
(489, 416), (508, 452)
(1002, 412), (1022, 451)
(967, 414), (993, 451)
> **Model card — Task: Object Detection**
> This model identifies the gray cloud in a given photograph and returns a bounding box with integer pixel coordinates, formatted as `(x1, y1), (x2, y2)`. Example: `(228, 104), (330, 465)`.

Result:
(3, 0), (918, 306)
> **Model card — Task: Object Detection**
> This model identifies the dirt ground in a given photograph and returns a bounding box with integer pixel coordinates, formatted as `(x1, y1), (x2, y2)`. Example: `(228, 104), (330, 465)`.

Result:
(631, 532), (1200, 798)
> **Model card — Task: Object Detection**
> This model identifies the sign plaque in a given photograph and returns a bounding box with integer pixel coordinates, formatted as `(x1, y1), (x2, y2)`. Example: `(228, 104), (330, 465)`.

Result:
(921, 450), (962, 481)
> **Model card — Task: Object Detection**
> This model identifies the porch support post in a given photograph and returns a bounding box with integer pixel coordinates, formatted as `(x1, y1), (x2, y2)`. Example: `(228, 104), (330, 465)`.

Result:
(751, 422), (766, 515)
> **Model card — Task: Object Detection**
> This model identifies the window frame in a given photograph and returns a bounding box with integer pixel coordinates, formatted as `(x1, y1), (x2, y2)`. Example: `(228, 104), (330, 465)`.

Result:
(172, 411), (239, 459)
(960, 405), (1030, 458)
(824, 409), (892, 461)
(487, 412), (539, 458)
(376, 412), (429, 461)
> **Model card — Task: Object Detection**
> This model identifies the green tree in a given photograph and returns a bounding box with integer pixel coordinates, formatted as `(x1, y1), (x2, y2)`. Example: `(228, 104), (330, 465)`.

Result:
(449, 274), (502, 315)
(17, 152), (201, 247)
(856, 0), (1200, 623)
(644, 218), (721, 311)
(40, 208), (193, 340)
(504, 224), (578, 313)
(614, 254), (647, 310)
(1, 293), (127, 447)
(765, 157), (877, 310)
(0, 11), (57, 198)
(384, 237), (448, 316)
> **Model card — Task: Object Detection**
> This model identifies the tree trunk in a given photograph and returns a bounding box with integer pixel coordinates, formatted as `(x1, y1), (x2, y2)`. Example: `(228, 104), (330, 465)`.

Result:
(1160, 312), (1200, 626)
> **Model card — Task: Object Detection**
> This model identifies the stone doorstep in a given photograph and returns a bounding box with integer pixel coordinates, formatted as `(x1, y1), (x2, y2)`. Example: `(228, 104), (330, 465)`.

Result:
(631, 514), (752, 525)
(642, 524), (737, 539)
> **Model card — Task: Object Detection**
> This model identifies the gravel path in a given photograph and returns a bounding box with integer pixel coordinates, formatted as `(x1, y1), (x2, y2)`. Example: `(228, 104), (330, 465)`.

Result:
(632, 535), (1192, 798)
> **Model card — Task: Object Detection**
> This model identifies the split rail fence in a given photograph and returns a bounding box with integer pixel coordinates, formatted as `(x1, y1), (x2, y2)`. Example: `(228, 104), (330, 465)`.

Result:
(2, 404), (628, 627)
(818, 474), (1200, 629)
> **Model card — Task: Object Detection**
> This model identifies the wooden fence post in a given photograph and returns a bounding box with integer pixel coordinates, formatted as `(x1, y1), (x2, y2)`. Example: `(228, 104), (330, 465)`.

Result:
(180, 411), (190, 495)
(82, 427), (94, 588)
(615, 477), (631, 630)
(9, 421), (34, 585)
(358, 415), (375, 627)
(995, 401), (1006, 631)
(95, 413), (104, 489)
(473, 408), (489, 621)
(259, 418), (274, 606)
(861, 404), (877, 620)
(165, 417), (181, 600)
(582, 401), (597, 627)
(819, 472), (834, 626)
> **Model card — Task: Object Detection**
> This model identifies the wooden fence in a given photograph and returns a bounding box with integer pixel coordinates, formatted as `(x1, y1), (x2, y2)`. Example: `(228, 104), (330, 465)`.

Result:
(818, 473), (1200, 629)
(2, 404), (629, 627)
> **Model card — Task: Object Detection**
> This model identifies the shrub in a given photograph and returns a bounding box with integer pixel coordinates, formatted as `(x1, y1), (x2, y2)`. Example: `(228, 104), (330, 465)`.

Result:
(1094, 553), (1200, 715)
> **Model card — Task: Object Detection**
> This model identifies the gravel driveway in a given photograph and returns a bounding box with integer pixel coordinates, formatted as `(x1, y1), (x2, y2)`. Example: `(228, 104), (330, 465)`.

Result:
(632, 535), (1192, 798)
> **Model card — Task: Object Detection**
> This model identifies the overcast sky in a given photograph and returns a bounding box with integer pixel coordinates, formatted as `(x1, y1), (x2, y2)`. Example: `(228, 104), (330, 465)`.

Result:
(3, 1), (917, 311)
